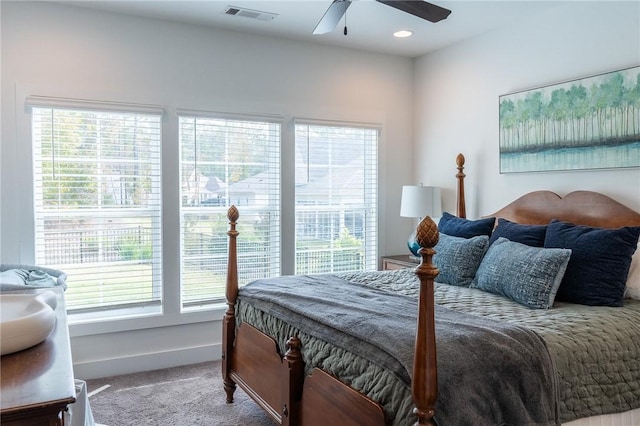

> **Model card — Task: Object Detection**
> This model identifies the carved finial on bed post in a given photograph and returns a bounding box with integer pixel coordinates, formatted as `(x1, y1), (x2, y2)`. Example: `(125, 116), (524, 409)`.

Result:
(226, 205), (239, 309)
(456, 153), (466, 219)
(223, 205), (239, 403)
(412, 216), (440, 426)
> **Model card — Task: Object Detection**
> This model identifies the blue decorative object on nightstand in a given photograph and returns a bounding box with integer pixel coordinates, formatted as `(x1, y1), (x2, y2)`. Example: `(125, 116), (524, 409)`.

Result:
(407, 231), (421, 257)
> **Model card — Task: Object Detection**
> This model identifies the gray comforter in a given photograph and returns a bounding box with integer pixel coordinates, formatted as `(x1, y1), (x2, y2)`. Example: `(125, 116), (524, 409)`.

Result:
(240, 273), (558, 426)
(237, 269), (640, 425)
(344, 269), (640, 423)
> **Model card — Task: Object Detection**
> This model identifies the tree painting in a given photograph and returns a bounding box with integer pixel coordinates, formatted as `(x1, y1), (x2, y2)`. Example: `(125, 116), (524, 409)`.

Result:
(499, 66), (640, 173)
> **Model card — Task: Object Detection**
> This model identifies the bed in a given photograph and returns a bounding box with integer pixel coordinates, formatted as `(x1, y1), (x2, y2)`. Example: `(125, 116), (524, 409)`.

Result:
(222, 154), (640, 426)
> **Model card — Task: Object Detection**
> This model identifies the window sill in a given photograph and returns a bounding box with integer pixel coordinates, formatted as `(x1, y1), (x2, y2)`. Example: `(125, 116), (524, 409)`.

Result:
(69, 302), (227, 337)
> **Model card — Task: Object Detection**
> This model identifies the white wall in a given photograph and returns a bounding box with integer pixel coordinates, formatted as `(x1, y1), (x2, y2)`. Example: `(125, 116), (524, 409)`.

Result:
(415, 1), (640, 219)
(1, 2), (415, 378)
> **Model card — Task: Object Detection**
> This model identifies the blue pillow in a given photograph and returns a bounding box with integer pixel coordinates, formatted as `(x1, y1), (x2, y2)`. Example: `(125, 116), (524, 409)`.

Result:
(471, 238), (571, 309)
(438, 212), (495, 239)
(544, 220), (640, 307)
(433, 233), (489, 286)
(488, 218), (547, 247)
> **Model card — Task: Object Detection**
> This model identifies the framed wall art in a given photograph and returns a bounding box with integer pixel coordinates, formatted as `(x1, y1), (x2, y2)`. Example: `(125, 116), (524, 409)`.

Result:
(499, 66), (640, 173)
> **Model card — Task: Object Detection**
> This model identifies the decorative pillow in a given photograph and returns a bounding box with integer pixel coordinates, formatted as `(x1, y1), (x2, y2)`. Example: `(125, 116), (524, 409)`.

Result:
(488, 218), (547, 247)
(544, 220), (640, 307)
(433, 233), (489, 286)
(624, 243), (640, 300)
(471, 238), (571, 309)
(438, 212), (496, 239)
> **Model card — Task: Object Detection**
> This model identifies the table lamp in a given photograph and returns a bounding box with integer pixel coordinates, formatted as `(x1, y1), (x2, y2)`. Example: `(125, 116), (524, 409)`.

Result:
(400, 185), (442, 259)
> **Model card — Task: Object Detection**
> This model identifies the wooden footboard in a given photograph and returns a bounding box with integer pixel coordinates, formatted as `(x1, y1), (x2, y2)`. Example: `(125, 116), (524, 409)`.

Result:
(222, 154), (467, 425)
(228, 321), (387, 426)
(229, 324), (292, 423)
(300, 368), (386, 425)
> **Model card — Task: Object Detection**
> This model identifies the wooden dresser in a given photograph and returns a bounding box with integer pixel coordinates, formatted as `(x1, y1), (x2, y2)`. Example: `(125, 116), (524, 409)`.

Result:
(1, 287), (76, 425)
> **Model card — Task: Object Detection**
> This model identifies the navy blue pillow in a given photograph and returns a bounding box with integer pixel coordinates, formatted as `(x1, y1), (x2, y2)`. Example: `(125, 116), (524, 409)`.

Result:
(488, 218), (547, 247)
(438, 212), (495, 239)
(544, 220), (640, 307)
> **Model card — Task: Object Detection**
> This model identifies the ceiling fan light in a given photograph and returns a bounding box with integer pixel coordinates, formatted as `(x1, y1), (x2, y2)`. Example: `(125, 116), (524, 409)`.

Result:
(393, 30), (414, 38)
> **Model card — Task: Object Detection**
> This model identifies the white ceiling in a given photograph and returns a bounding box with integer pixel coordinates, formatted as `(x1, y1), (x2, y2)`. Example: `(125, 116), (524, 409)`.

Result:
(57, 0), (569, 58)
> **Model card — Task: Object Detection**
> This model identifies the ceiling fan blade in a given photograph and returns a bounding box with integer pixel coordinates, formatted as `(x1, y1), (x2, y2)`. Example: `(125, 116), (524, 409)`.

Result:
(313, 0), (352, 34)
(376, 0), (451, 23)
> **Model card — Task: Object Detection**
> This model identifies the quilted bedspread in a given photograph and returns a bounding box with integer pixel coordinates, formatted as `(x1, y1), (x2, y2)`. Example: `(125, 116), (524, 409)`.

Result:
(236, 268), (640, 425)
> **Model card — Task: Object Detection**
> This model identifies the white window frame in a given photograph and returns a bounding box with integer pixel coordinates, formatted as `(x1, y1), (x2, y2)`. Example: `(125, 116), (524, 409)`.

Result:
(28, 96), (164, 320)
(177, 109), (282, 311)
(293, 119), (379, 274)
(19, 96), (381, 331)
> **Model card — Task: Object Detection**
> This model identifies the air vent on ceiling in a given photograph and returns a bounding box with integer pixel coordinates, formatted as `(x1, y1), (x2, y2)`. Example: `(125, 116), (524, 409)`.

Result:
(224, 6), (278, 22)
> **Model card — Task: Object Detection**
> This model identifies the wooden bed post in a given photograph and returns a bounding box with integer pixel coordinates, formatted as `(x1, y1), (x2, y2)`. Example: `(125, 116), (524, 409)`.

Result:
(410, 153), (462, 423)
(281, 336), (304, 425)
(412, 216), (440, 426)
(223, 205), (239, 403)
(456, 153), (466, 219)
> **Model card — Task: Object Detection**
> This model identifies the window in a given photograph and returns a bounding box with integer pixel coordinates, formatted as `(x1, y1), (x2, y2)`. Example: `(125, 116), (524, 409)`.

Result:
(29, 101), (374, 319)
(178, 112), (281, 310)
(294, 122), (378, 274)
(31, 105), (163, 315)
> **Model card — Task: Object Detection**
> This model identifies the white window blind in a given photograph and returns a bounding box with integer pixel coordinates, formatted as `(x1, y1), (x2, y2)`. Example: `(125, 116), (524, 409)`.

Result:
(178, 113), (281, 310)
(294, 122), (378, 274)
(31, 106), (163, 314)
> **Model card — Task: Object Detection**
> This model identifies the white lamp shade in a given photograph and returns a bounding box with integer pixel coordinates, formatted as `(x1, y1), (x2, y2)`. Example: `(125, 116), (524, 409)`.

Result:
(400, 186), (442, 218)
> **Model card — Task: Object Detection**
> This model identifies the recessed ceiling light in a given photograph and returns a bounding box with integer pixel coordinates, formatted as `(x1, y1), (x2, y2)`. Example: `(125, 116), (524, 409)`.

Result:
(393, 30), (414, 38)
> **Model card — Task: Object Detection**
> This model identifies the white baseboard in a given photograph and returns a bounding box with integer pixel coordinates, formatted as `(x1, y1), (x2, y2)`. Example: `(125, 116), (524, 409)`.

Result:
(73, 343), (221, 380)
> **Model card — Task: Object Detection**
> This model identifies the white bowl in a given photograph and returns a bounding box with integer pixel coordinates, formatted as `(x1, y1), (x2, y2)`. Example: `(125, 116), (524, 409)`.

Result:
(0, 291), (57, 356)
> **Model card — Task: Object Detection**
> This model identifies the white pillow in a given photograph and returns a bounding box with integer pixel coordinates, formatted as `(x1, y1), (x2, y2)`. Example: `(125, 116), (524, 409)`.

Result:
(624, 242), (640, 300)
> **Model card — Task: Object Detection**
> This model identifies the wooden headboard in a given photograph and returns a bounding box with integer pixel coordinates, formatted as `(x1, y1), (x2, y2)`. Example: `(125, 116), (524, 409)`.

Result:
(453, 153), (640, 228)
(489, 191), (640, 229)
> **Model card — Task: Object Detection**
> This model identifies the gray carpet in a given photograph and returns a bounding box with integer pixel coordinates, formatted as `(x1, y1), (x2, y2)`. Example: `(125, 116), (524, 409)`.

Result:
(85, 361), (274, 426)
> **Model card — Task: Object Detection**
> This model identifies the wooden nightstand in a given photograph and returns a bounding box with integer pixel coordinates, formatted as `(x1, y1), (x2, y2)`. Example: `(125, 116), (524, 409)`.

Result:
(381, 255), (420, 270)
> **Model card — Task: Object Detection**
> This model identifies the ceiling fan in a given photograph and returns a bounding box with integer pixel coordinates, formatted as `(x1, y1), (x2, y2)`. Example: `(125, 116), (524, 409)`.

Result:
(313, 0), (452, 35)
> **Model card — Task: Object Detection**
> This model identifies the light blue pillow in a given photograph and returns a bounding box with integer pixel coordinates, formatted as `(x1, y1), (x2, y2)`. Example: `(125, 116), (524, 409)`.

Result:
(433, 233), (489, 286)
(471, 238), (571, 309)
